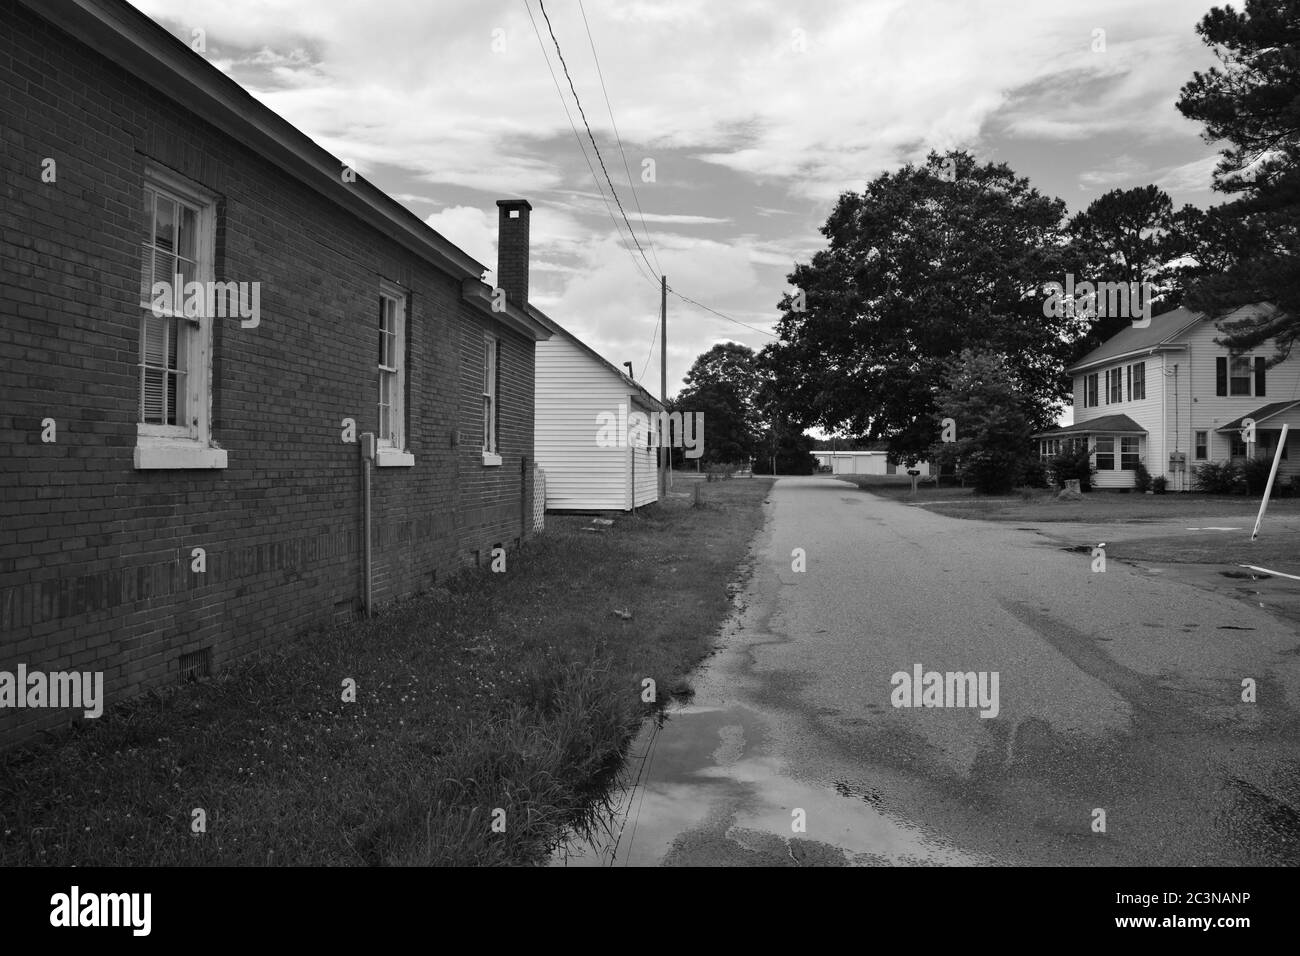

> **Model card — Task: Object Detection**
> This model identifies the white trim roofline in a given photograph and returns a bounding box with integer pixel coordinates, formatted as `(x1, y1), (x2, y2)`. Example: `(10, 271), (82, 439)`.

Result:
(1065, 315), (1204, 375)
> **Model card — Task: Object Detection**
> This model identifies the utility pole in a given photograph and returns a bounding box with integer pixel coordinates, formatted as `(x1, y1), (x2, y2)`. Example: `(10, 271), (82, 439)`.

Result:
(660, 275), (668, 498)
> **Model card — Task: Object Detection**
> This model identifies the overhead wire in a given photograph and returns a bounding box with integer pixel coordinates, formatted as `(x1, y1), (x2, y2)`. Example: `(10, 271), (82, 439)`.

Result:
(578, 0), (664, 278)
(522, 0), (660, 290)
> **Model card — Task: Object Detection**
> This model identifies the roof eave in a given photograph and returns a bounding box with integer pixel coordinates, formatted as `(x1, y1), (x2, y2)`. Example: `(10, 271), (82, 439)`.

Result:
(27, 0), (489, 281)
(1066, 342), (1185, 376)
(461, 282), (552, 342)
(529, 305), (664, 408)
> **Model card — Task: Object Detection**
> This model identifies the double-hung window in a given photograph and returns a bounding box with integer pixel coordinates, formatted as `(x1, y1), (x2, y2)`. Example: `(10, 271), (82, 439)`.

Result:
(1084, 373), (1099, 408)
(1107, 368), (1122, 404)
(1094, 436), (1115, 470)
(135, 166), (225, 469)
(1230, 356), (1252, 396)
(1195, 430), (1208, 460)
(375, 282), (413, 466)
(482, 334), (501, 465)
(1130, 362), (1145, 400)
(1120, 436), (1140, 470)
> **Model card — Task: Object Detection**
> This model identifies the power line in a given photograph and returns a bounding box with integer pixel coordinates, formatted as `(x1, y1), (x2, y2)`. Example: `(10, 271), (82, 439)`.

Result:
(668, 285), (779, 338)
(537, 0), (660, 283)
(578, 0), (663, 278)
(522, 0), (660, 290)
(639, 312), (659, 382)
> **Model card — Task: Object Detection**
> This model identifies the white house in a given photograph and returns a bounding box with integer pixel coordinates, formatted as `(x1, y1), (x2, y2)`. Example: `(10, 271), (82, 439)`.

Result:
(813, 450), (931, 476)
(1035, 303), (1300, 490)
(533, 313), (664, 511)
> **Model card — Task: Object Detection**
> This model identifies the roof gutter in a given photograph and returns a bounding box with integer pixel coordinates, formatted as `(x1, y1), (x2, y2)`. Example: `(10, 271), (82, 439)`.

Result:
(1067, 343), (1184, 376)
(25, 0), (489, 281)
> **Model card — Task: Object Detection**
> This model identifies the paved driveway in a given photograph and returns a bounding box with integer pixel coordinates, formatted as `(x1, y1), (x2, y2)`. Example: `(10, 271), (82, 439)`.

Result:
(555, 477), (1300, 866)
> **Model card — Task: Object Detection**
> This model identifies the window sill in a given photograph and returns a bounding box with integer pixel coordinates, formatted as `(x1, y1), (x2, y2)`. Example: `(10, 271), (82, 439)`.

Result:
(134, 438), (227, 470)
(482, 452), (502, 467)
(376, 447), (415, 467)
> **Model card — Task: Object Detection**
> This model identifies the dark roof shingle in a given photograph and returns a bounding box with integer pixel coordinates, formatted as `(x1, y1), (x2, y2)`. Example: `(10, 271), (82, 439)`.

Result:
(1034, 414), (1146, 437)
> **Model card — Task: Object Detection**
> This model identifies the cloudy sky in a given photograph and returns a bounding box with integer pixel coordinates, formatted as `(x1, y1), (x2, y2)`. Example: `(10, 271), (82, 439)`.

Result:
(134, 0), (1226, 400)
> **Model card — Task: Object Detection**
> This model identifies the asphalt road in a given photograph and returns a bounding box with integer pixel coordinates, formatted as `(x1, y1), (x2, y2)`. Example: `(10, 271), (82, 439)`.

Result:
(555, 476), (1300, 866)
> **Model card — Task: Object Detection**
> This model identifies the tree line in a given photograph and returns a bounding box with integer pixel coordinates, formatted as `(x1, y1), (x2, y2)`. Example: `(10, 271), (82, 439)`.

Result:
(668, 1), (1300, 489)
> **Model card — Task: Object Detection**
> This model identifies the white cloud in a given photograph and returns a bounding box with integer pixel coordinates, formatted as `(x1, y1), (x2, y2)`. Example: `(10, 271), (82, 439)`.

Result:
(130, 0), (1224, 395)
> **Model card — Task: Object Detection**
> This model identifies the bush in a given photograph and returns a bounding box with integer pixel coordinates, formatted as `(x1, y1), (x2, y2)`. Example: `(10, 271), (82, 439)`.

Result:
(1020, 458), (1050, 489)
(1242, 455), (1275, 496)
(1049, 443), (1094, 492)
(957, 448), (1025, 495)
(1151, 475), (1167, 494)
(1134, 463), (1152, 493)
(1192, 460), (1243, 494)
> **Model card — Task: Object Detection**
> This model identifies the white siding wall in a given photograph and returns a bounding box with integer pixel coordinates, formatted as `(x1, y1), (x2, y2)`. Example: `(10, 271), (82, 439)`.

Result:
(1181, 308), (1300, 483)
(1072, 353), (1168, 488)
(630, 403), (659, 507)
(535, 335), (636, 511)
(1068, 307), (1300, 489)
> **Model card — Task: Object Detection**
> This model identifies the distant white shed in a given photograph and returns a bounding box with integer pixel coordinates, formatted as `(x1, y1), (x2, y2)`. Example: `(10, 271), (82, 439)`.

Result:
(813, 450), (931, 476)
(532, 310), (664, 511)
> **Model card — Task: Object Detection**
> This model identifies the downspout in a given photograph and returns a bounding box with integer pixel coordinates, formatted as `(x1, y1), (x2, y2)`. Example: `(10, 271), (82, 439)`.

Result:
(361, 432), (375, 616)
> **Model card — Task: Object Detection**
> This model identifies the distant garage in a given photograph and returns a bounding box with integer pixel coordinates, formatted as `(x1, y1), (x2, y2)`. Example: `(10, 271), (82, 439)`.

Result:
(813, 451), (931, 476)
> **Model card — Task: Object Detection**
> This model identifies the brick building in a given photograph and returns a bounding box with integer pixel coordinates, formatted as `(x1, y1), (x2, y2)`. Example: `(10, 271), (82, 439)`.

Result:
(0, 0), (551, 746)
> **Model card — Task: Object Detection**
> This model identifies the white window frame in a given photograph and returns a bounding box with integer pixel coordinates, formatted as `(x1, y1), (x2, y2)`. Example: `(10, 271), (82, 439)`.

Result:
(1230, 355), (1253, 396)
(375, 281), (413, 467)
(1094, 435), (1115, 470)
(482, 334), (501, 465)
(1131, 362), (1146, 401)
(135, 165), (225, 470)
(1107, 368), (1122, 404)
(1120, 436), (1140, 470)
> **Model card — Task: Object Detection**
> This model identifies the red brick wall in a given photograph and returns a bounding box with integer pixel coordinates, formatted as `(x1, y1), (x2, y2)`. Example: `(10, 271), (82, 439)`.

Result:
(0, 5), (535, 746)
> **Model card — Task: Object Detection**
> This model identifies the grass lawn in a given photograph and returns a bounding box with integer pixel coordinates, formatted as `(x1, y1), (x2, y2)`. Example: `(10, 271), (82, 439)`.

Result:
(838, 474), (1300, 523)
(838, 474), (1300, 568)
(0, 478), (773, 866)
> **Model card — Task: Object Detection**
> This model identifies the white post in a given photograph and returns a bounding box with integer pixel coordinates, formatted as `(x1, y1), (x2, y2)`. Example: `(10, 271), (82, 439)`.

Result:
(1251, 424), (1289, 541)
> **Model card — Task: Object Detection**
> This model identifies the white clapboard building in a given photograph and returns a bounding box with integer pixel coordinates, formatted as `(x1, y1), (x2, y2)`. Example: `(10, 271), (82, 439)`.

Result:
(532, 313), (664, 512)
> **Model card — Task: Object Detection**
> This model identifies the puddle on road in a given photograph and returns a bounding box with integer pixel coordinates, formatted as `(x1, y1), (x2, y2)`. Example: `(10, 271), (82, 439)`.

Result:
(549, 698), (982, 867)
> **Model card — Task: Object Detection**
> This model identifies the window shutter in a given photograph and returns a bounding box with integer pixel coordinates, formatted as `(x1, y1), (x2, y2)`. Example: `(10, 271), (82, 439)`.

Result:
(1126, 365), (1131, 401)
(1255, 357), (1266, 396)
(1216, 357), (1227, 396)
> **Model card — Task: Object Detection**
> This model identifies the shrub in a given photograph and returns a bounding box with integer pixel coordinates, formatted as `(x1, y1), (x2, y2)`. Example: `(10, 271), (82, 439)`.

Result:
(1192, 460), (1243, 494)
(957, 448), (1025, 495)
(1134, 463), (1151, 493)
(1049, 442), (1094, 492)
(1020, 458), (1050, 489)
(1151, 475), (1167, 494)
(1242, 455), (1275, 496)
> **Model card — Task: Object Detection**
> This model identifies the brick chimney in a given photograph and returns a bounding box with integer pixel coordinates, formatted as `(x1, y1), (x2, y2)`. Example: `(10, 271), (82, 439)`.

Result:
(496, 199), (532, 308)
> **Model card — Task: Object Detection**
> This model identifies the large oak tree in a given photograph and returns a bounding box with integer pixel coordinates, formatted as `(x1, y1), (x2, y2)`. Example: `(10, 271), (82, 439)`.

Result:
(767, 151), (1074, 463)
